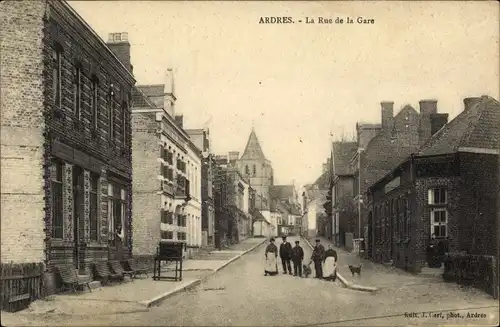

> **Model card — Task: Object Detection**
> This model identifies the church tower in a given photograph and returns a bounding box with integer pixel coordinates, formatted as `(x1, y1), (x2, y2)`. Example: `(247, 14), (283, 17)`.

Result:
(236, 128), (274, 199)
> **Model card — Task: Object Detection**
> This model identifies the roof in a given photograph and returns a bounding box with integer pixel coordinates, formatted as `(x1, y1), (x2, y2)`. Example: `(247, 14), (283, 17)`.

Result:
(252, 209), (267, 222)
(137, 84), (165, 97)
(240, 128), (267, 160)
(313, 171), (330, 190)
(269, 185), (295, 200)
(419, 96), (500, 156)
(131, 87), (157, 109)
(332, 141), (358, 176)
(305, 185), (326, 202)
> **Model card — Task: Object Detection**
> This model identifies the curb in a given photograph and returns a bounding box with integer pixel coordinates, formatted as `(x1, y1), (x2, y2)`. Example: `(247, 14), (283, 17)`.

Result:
(143, 238), (267, 307)
(301, 237), (378, 293)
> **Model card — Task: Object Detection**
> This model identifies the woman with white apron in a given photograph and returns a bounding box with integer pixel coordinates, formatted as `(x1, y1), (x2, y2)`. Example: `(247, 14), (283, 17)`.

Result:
(323, 244), (338, 281)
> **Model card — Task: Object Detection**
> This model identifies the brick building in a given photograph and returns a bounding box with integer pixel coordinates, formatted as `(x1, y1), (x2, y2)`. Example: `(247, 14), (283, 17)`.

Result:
(367, 96), (499, 273)
(130, 72), (202, 259)
(331, 141), (358, 248)
(349, 100), (449, 253)
(185, 129), (215, 247)
(1, 0), (135, 280)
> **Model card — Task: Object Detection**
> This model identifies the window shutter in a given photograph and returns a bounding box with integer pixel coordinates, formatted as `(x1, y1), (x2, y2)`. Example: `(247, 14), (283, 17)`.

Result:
(161, 208), (164, 223)
(428, 189), (434, 205)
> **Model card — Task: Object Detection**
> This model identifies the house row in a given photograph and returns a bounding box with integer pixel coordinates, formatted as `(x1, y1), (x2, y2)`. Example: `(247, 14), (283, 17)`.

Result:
(322, 96), (499, 274)
(0, 0), (252, 292)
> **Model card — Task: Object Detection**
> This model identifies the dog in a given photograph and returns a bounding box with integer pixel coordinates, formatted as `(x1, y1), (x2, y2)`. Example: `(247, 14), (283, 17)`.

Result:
(303, 263), (312, 278)
(348, 264), (362, 276)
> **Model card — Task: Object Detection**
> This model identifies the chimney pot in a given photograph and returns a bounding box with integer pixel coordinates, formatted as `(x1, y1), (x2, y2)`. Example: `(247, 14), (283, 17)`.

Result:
(106, 32), (132, 73)
(381, 101), (394, 130)
(463, 97), (481, 111)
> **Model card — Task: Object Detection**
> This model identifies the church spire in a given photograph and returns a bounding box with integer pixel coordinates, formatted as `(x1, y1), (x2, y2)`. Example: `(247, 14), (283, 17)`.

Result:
(240, 127), (267, 160)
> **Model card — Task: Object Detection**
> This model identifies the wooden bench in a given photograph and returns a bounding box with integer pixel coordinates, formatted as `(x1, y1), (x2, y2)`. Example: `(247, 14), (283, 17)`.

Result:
(55, 264), (91, 293)
(109, 260), (134, 279)
(93, 261), (123, 285)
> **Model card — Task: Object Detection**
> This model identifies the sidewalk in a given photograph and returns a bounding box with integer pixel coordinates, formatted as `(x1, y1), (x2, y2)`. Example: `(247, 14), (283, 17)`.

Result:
(8, 237), (266, 319)
(304, 236), (497, 297)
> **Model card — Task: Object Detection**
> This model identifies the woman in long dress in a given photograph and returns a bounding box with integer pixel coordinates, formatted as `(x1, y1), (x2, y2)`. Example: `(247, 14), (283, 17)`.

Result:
(264, 238), (278, 276)
(323, 244), (338, 281)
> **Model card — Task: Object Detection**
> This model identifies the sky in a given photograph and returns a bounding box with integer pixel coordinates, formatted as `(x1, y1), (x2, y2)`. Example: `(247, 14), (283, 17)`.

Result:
(70, 0), (499, 188)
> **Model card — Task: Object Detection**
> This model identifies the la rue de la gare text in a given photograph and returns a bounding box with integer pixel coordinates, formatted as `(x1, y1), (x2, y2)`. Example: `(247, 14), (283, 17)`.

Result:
(258, 16), (375, 24)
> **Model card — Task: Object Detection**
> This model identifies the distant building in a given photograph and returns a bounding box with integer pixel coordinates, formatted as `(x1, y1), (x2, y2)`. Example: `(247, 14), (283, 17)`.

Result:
(1, 0), (134, 282)
(367, 96), (499, 273)
(270, 185), (302, 236)
(185, 129), (215, 247)
(302, 185), (326, 239)
(331, 141), (358, 249)
(236, 128), (274, 199)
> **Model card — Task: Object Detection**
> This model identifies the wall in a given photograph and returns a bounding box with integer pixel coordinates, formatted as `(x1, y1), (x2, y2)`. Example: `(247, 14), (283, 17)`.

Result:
(1, 1), (47, 264)
(457, 152), (498, 256)
(131, 111), (160, 256)
(237, 159), (273, 199)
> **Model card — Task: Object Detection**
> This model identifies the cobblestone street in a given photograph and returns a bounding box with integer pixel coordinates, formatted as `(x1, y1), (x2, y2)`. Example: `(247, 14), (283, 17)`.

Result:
(4, 237), (497, 326)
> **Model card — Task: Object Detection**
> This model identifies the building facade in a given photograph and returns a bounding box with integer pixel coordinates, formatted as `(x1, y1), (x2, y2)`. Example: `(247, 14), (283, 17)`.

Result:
(350, 100), (449, 254)
(131, 73), (202, 259)
(367, 96), (499, 273)
(186, 129), (215, 247)
(1, 0), (134, 281)
(331, 141), (358, 248)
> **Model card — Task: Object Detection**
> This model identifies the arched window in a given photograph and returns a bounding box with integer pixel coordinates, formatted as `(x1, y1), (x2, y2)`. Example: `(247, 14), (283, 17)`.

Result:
(91, 75), (99, 130)
(73, 62), (83, 120)
(52, 43), (63, 108)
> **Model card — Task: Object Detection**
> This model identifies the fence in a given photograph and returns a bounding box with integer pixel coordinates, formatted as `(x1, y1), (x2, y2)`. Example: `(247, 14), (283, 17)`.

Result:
(1, 262), (44, 312)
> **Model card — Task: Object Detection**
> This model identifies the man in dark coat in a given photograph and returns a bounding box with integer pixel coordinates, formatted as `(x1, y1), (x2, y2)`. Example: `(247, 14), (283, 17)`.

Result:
(311, 239), (325, 278)
(291, 240), (304, 277)
(279, 236), (293, 274)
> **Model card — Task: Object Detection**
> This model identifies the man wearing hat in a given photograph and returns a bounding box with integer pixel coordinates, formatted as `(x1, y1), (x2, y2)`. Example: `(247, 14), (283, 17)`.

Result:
(311, 239), (326, 278)
(291, 240), (304, 277)
(279, 236), (293, 274)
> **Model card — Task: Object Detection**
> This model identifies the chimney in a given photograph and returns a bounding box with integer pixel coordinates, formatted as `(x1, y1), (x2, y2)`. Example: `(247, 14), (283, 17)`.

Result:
(228, 151), (239, 162)
(418, 99), (438, 144)
(419, 99), (438, 116)
(430, 113), (449, 135)
(174, 115), (183, 128)
(463, 97), (481, 111)
(163, 69), (176, 117)
(106, 32), (133, 74)
(381, 101), (394, 131)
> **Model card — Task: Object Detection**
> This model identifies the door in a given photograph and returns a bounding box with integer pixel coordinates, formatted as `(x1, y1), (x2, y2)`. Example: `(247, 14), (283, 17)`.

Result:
(72, 166), (84, 273)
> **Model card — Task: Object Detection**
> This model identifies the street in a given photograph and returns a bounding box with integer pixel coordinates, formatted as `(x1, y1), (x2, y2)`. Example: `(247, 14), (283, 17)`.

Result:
(8, 236), (498, 326)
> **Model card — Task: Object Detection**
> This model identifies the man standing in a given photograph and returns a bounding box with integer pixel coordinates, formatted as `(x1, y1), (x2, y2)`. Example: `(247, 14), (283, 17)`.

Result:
(291, 240), (304, 277)
(311, 239), (325, 278)
(279, 236), (293, 274)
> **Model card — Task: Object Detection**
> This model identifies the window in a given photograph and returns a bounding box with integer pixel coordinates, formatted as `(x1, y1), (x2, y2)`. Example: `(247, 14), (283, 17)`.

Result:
(178, 232), (187, 241)
(179, 215), (186, 227)
(91, 76), (99, 129)
(253, 165), (256, 176)
(50, 161), (63, 239)
(428, 188), (447, 205)
(161, 231), (173, 240)
(430, 208), (447, 238)
(121, 101), (127, 145)
(108, 183), (126, 245)
(73, 64), (82, 119)
(90, 173), (99, 241)
(108, 85), (115, 140)
(245, 165), (249, 175)
(161, 210), (174, 224)
(52, 46), (62, 108)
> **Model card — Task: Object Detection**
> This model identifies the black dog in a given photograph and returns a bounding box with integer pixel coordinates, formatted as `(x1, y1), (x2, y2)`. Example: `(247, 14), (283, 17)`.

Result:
(349, 264), (362, 276)
(303, 263), (312, 278)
